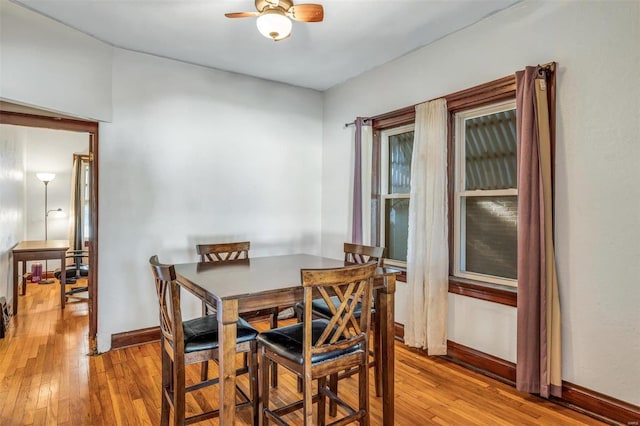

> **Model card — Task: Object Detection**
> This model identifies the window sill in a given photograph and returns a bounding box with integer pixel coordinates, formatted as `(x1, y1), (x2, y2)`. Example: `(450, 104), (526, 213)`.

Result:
(384, 266), (407, 283)
(448, 277), (517, 307)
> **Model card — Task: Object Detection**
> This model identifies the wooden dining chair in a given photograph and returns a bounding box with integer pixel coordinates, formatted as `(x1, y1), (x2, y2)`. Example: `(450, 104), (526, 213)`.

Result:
(196, 241), (251, 318)
(149, 255), (259, 426)
(196, 241), (280, 387)
(258, 262), (376, 425)
(295, 242), (385, 410)
(54, 249), (90, 302)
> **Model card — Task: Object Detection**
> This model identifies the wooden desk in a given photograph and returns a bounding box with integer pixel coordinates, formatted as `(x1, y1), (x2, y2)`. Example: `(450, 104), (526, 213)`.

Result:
(12, 240), (69, 314)
(174, 254), (397, 425)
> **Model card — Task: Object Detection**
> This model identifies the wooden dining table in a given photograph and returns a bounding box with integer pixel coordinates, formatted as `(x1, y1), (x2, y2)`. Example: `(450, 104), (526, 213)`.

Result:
(174, 253), (397, 425)
(12, 240), (69, 314)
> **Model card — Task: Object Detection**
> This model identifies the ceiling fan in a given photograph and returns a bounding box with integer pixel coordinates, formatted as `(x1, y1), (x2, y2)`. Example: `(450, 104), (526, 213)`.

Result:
(225, 0), (324, 42)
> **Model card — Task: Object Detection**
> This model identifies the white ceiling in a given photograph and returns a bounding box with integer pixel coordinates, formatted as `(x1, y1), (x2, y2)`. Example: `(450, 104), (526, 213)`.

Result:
(14, 0), (520, 91)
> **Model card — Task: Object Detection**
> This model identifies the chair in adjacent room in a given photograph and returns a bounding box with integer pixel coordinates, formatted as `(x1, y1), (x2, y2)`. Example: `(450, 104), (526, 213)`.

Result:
(295, 242), (385, 409)
(258, 262), (376, 425)
(149, 255), (259, 426)
(54, 249), (90, 301)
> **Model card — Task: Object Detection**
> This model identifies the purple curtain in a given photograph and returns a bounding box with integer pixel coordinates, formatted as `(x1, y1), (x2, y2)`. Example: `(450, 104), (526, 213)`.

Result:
(515, 64), (561, 398)
(351, 117), (366, 244)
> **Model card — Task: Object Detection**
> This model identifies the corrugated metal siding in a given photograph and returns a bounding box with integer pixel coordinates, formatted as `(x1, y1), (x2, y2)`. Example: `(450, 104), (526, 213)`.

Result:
(465, 109), (517, 190)
(389, 131), (413, 194)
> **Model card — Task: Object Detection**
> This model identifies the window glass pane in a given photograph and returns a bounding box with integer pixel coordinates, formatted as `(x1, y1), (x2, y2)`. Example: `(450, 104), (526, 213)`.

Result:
(465, 109), (516, 190)
(388, 131), (414, 194)
(385, 198), (409, 262)
(464, 196), (517, 279)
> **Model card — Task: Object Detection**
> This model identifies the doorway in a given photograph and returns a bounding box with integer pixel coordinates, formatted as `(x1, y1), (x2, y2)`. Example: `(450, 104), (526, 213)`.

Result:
(0, 108), (100, 354)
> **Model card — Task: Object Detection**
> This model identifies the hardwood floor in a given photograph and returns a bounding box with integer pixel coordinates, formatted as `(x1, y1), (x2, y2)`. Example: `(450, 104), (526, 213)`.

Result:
(0, 281), (607, 425)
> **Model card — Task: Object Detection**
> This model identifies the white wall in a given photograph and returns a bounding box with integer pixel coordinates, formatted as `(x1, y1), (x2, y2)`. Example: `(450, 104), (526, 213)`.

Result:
(23, 128), (88, 270)
(0, 0), (112, 121)
(322, 0), (640, 405)
(97, 48), (323, 351)
(0, 125), (26, 305)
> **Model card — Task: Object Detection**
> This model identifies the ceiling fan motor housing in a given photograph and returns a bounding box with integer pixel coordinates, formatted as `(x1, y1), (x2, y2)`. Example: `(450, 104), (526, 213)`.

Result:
(256, 0), (293, 13)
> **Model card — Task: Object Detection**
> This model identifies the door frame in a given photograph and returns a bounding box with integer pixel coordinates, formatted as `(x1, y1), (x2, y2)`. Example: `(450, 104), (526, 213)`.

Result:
(0, 110), (100, 354)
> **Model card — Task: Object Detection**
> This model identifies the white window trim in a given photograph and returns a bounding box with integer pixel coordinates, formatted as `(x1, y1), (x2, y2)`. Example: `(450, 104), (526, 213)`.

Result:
(453, 99), (517, 287)
(380, 124), (414, 268)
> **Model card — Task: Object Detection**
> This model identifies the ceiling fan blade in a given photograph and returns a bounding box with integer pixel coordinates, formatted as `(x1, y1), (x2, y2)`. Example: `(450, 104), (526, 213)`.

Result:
(288, 4), (323, 22)
(225, 12), (260, 18)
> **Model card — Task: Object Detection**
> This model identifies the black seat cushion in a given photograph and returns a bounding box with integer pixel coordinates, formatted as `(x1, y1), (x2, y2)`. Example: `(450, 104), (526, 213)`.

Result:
(257, 319), (363, 365)
(303, 296), (374, 320)
(183, 315), (258, 353)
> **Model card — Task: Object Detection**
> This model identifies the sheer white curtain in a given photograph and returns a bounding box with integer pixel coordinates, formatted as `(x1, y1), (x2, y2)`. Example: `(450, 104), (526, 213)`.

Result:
(360, 123), (373, 244)
(405, 98), (448, 355)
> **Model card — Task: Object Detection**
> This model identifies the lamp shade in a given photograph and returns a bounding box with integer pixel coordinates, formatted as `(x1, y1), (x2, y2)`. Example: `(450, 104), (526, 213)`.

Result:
(256, 11), (292, 41)
(36, 172), (56, 183)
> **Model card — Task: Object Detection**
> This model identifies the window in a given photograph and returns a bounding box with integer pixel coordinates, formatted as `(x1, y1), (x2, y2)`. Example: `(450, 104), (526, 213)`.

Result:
(453, 99), (517, 287)
(379, 125), (414, 266)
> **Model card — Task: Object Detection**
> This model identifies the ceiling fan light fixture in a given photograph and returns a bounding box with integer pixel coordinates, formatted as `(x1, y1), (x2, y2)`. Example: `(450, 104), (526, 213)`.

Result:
(256, 11), (292, 41)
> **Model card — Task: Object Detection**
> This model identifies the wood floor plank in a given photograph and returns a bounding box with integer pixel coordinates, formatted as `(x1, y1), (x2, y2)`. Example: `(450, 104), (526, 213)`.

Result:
(0, 280), (608, 425)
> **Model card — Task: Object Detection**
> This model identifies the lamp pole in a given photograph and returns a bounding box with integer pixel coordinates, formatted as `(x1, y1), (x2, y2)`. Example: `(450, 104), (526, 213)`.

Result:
(44, 180), (49, 241)
(36, 173), (58, 284)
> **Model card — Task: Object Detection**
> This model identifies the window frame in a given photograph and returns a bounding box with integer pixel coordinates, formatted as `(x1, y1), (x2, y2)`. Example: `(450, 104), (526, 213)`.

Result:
(453, 99), (518, 287)
(370, 107), (415, 275)
(446, 75), (518, 306)
(379, 123), (414, 268)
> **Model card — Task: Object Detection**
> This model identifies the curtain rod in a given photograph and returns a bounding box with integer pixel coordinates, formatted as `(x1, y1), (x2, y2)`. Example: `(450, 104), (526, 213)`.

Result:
(344, 61), (556, 130)
(344, 117), (372, 128)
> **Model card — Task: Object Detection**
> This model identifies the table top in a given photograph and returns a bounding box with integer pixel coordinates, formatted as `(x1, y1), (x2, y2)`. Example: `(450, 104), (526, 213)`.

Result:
(174, 254), (348, 300)
(13, 240), (70, 253)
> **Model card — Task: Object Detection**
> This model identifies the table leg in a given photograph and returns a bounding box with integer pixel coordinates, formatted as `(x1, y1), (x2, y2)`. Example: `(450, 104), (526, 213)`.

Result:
(60, 253), (66, 309)
(378, 274), (396, 426)
(21, 259), (26, 296)
(13, 257), (19, 315)
(217, 299), (238, 425)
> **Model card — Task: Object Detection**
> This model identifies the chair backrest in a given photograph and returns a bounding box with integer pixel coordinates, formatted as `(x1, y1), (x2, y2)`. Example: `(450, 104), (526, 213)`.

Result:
(301, 262), (376, 360)
(344, 243), (385, 267)
(149, 255), (183, 359)
(196, 241), (250, 263)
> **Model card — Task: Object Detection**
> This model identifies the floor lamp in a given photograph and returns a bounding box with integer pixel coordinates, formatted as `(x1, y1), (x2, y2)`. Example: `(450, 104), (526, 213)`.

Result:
(36, 173), (61, 284)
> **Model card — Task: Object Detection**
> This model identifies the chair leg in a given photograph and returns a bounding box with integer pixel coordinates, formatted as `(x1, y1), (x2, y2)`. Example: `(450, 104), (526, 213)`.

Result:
(359, 356), (370, 426)
(200, 361), (209, 381)
(328, 373), (338, 417)
(303, 369), (314, 426)
(270, 309), (278, 388)
(295, 308), (304, 393)
(260, 348), (271, 426)
(373, 313), (382, 397)
(201, 300), (210, 381)
(317, 376), (326, 426)
(172, 357), (186, 426)
(295, 304), (303, 322)
(248, 343), (259, 426)
(161, 346), (171, 426)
